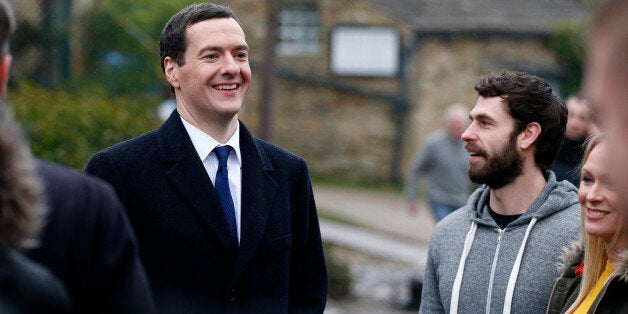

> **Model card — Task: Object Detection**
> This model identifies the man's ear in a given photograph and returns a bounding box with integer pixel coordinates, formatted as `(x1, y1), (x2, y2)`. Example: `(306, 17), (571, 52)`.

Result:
(163, 57), (179, 89)
(0, 54), (12, 98)
(519, 122), (541, 150)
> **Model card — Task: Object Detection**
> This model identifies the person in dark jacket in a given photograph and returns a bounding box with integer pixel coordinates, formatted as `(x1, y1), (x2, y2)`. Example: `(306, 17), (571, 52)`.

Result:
(0, 0), (155, 312)
(550, 93), (595, 187)
(0, 241), (71, 314)
(86, 3), (327, 313)
(547, 134), (628, 314)
(0, 98), (71, 313)
(27, 161), (156, 314)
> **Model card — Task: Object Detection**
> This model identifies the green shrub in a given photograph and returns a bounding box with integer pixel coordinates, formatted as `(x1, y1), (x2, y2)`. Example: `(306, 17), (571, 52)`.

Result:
(8, 81), (162, 170)
(549, 20), (587, 96)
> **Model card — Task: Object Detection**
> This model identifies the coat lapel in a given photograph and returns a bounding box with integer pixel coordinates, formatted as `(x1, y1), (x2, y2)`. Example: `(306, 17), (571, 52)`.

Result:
(158, 111), (238, 258)
(230, 122), (276, 285)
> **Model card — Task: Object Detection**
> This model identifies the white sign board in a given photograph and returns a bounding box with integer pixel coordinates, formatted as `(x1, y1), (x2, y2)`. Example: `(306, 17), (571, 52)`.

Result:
(330, 26), (400, 77)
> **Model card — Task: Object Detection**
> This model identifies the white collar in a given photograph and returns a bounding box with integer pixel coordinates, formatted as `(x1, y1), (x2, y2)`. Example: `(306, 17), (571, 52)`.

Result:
(180, 117), (241, 165)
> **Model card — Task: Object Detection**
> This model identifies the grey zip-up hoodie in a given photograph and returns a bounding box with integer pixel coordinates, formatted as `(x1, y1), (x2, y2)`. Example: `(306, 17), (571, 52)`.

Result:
(419, 171), (580, 314)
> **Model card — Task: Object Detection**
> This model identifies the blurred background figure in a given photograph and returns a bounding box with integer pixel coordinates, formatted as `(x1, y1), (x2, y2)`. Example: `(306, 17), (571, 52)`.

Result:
(550, 93), (595, 187)
(0, 0), (155, 312)
(404, 103), (472, 222)
(0, 100), (71, 313)
(584, 0), (628, 204)
(547, 134), (628, 313)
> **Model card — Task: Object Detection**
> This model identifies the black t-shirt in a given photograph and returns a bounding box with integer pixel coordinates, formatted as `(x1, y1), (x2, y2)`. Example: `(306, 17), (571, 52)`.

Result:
(487, 204), (521, 229)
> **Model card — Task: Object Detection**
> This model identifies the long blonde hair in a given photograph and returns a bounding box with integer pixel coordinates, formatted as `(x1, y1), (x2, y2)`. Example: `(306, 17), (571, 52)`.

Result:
(565, 133), (624, 313)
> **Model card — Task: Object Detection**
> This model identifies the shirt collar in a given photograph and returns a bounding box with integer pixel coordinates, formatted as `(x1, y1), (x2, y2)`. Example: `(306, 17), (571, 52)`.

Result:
(180, 117), (241, 165)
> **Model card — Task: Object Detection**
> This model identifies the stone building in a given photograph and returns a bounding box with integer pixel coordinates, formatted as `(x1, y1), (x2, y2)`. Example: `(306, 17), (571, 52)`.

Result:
(14, 0), (590, 183)
(214, 0), (589, 184)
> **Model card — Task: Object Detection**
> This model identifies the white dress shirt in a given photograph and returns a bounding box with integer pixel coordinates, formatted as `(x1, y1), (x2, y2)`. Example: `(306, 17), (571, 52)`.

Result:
(181, 117), (242, 243)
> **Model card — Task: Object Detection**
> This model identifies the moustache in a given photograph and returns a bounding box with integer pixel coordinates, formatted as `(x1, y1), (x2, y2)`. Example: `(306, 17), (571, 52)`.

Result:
(465, 143), (487, 158)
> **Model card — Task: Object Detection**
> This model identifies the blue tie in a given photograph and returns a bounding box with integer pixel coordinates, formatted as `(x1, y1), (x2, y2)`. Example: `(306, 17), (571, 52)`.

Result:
(214, 145), (238, 244)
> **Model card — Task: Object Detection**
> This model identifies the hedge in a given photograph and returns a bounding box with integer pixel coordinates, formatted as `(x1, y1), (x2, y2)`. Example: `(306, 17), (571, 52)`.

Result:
(9, 82), (163, 170)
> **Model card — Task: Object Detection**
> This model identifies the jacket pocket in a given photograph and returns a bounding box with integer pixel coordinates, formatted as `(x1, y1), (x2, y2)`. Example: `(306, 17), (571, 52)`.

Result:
(266, 233), (292, 252)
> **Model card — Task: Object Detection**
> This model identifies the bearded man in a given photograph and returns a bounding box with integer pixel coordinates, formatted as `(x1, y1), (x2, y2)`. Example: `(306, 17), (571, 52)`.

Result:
(419, 71), (580, 314)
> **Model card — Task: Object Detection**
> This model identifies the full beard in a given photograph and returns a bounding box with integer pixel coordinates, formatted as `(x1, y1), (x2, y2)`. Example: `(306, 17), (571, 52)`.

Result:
(468, 134), (523, 189)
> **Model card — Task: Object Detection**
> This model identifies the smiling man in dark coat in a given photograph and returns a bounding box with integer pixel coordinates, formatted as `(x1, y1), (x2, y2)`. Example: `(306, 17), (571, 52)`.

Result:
(85, 3), (327, 313)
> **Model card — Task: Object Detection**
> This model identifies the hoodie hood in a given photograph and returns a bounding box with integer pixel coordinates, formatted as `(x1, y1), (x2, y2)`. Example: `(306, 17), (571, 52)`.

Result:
(465, 171), (579, 227)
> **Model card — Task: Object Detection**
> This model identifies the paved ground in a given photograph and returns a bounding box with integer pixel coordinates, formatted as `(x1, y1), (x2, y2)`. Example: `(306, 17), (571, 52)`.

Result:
(314, 185), (436, 245)
(320, 220), (427, 267)
(312, 185), (437, 313)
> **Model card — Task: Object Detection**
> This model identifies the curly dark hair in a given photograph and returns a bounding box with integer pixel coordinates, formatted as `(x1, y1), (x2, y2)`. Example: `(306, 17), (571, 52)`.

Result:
(474, 71), (567, 171)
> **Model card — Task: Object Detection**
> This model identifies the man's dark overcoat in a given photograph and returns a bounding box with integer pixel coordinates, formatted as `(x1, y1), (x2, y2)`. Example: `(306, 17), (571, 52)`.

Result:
(85, 111), (327, 313)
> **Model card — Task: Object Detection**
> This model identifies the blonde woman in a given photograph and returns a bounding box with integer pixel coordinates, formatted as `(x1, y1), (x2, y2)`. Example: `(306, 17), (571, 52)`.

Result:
(547, 134), (628, 313)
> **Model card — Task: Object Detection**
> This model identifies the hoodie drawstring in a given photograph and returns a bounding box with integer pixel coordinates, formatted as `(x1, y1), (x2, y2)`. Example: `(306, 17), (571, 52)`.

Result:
(502, 217), (537, 314)
(450, 221), (477, 314)
(450, 217), (539, 314)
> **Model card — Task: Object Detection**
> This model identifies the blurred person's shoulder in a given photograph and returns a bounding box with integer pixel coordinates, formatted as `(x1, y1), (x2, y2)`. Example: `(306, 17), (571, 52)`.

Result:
(0, 242), (71, 313)
(35, 158), (120, 205)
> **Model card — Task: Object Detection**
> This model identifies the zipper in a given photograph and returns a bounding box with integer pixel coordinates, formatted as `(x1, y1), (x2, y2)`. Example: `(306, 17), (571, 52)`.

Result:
(486, 228), (504, 314)
(546, 279), (560, 314)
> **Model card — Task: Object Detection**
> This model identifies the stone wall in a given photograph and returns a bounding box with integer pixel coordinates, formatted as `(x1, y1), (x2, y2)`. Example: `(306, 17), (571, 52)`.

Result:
(222, 1), (563, 183)
(240, 73), (399, 182)
(233, 0), (411, 182)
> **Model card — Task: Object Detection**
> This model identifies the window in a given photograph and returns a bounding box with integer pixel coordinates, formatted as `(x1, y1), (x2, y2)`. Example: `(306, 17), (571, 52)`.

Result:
(330, 26), (400, 77)
(278, 3), (319, 55)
